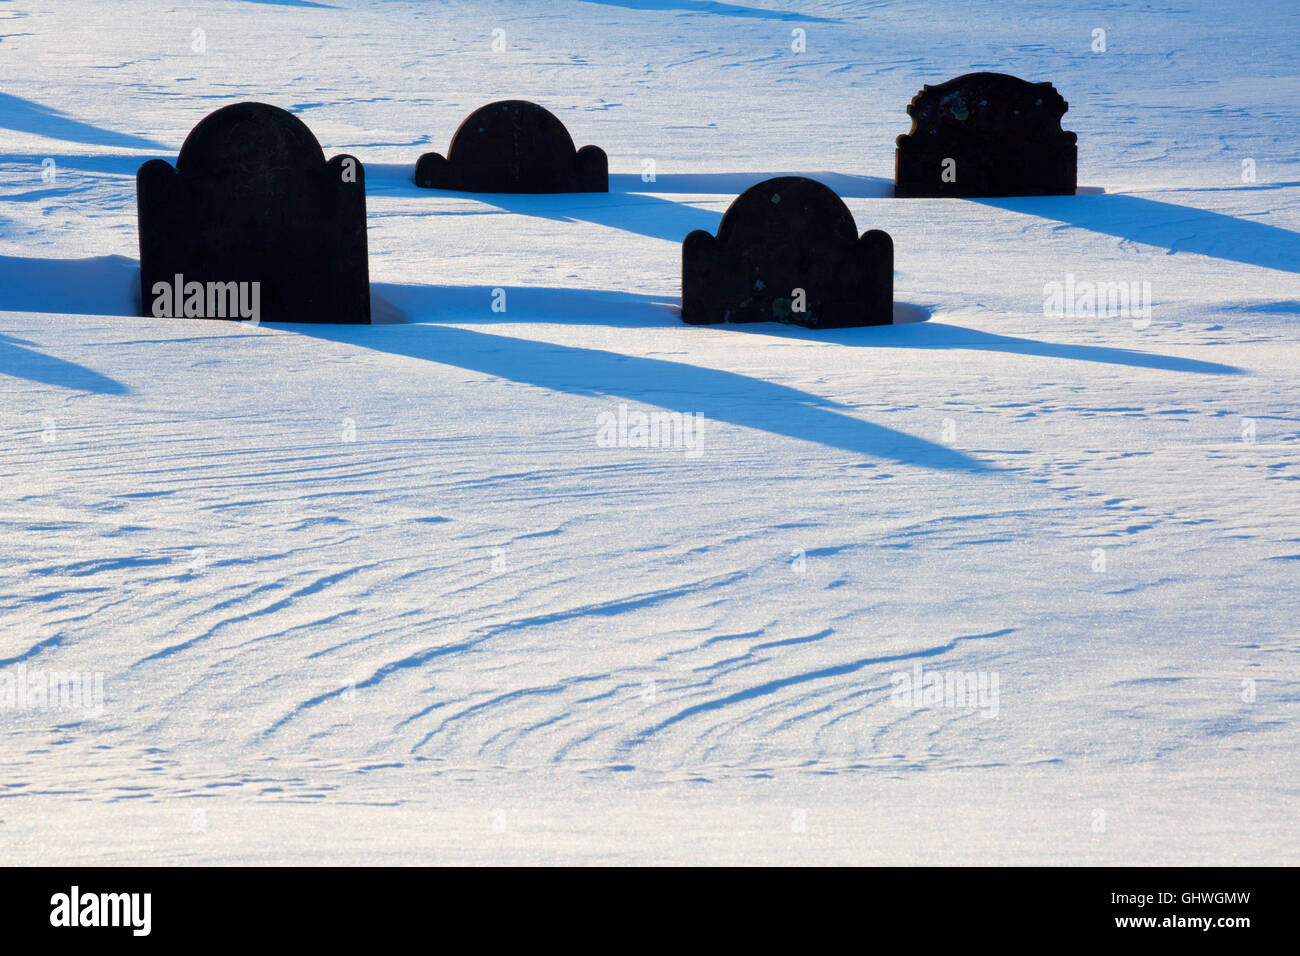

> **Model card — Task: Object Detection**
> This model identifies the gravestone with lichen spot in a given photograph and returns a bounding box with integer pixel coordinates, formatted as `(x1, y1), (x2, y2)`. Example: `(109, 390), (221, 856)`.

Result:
(415, 100), (607, 193)
(137, 102), (370, 323)
(895, 72), (1077, 197)
(682, 176), (893, 328)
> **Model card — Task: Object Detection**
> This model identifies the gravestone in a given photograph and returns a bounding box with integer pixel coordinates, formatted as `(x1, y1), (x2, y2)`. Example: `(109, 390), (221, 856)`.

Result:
(682, 177), (893, 328)
(894, 72), (1077, 197)
(415, 100), (608, 193)
(137, 102), (370, 324)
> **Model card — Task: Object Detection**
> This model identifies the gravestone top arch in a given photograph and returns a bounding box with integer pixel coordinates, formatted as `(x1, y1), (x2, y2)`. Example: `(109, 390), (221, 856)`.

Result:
(895, 72), (1077, 197)
(416, 100), (608, 193)
(136, 102), (370, 324)
(682, 176), (893, 328)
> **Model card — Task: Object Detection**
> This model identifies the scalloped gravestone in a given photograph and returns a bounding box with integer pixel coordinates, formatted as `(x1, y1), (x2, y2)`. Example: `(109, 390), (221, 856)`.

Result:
(682, 177), (893, 328)
(895, 72), (1077, 197)
(415, 100), (607, 193)
(137, 102), (370, 324)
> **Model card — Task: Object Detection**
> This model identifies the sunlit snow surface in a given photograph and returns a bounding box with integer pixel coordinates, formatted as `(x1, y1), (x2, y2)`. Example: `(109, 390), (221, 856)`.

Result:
(1, 0), (1297, 863)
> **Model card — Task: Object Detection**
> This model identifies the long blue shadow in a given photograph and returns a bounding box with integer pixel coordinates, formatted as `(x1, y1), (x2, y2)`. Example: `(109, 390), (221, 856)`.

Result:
(0, 152), (159, 178)
(0, 254), (139, 316)
(367, 161), (721, 243)
(372, 282), (679, 327)
(608, 171), (892, 198)
(449, 187), (724, 244)
(372, 282), (934, 329)
(0, 332), (129, 394)
(0, 92), (165, 150)
(0, 252), (1245, 382)
(722, 319), (1245, 376)
(383, 168), (890, 244)
(374, 281), (1237, 376)
(975, 193), (1300, 275)
(291, 318), (989, 473)
(1234, 300), (1300, 316)
(576, 0), (835, 21)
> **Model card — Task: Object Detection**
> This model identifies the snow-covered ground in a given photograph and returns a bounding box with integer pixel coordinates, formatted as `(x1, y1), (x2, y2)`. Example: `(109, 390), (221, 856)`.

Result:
(2, 0), (1297, 864)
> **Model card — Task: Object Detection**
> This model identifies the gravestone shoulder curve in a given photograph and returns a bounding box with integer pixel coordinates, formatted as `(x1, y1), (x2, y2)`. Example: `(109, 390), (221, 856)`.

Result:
(415, 100), (608, 193)
(895, 72), (1077, 197)
(682, 176), (892, 329)
(136, 102), (370, 324)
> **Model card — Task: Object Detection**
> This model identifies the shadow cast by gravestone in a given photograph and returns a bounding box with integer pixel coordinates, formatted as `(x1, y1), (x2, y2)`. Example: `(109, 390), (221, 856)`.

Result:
(609, 171), (892, 199)
(416, 101), (607, 194)
(0, 332), (129, 395)
(0, 253), (139, 316)
(137, 102), (370, 323)
(0, 92), (166, 151)
(0, 152), (167, 181)
(369, 283), (933, 330)
(371, 282), (681, 328)
(973, 193), (1300, 275)
(573, 0), (836, 21)
(407, 172), (887, 246)
(287, 320), (990, 473)
(718, 318), (1245, 376)
(467, 187), (724, 244)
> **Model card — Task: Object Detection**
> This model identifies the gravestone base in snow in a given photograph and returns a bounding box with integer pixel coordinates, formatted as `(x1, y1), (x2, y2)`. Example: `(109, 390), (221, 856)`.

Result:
(137, 102), (370, 324)
(415, 100), (607, 193)
(682, 176), (893, 329)
(894, 72), (1077, 198)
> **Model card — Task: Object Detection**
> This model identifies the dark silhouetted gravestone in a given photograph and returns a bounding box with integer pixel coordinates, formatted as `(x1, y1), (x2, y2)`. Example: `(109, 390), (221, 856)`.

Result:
(894, 72), (1077, 198)
(682, 177), (892, 328)
(415, 100), (607, 193)
(137, 102), (370, 324)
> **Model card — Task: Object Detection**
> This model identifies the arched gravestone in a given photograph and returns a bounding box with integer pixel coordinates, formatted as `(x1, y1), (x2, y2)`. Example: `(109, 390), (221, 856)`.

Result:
(137, 102), (370, 324)
(894, 72), (1077, 197)
(415, 100), (608, 193)
(682, 177), (893, 328)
